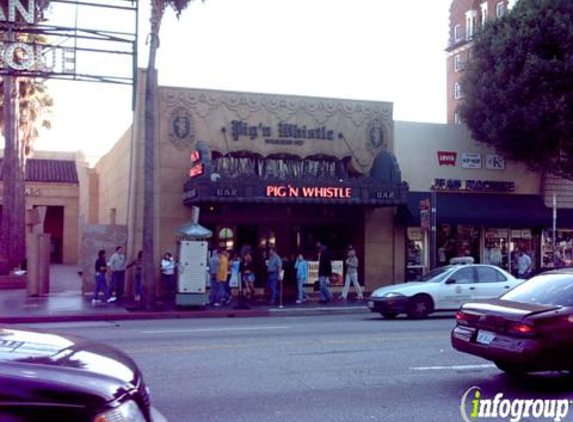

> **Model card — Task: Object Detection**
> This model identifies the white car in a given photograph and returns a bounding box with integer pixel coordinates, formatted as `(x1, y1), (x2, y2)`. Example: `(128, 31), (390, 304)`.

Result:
(368, 264), (523, 319)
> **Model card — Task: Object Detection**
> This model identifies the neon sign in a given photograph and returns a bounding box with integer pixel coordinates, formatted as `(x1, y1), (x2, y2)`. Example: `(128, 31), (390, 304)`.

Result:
(266, 185), (352, 199)
(189, 150), (204, 178)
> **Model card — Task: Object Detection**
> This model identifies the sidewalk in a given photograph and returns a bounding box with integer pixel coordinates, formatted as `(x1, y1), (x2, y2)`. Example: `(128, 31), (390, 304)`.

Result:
(0, 265), (369, 324)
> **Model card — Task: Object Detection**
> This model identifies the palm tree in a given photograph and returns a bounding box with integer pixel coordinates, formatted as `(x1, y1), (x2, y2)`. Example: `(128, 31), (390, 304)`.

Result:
(0, 51), (52, 275)
(0, 2), (53, 275)
(142, 0), (203, 308)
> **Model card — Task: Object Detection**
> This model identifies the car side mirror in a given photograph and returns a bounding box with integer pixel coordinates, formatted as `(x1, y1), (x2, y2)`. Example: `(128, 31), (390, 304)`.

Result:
(445, 278), (456, 285)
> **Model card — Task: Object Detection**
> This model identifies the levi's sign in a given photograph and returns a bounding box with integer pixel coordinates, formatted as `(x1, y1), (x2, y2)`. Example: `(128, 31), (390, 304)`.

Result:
(437, 151), (457, 166)
(266, 185), (352, 199)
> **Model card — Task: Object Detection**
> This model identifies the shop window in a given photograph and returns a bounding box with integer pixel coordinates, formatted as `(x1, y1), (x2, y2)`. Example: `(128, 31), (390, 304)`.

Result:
(438, 225), (480, 265)
(406, 227), (426, 281)
(484, 228), (509, 269)
(509, 229), (535, 277)
(541, 229), (573, 268)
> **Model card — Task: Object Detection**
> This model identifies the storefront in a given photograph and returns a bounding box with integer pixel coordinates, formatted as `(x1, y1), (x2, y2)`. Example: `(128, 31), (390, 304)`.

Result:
(400, 192), (551, 278)
(394, 122), (551, 280)
(93, 82), (408, 293)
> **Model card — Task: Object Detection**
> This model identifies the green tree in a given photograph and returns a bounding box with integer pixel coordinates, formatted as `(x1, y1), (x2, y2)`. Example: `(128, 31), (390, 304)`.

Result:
(458, 0), (573, 178)
(142, 0), (203, 308)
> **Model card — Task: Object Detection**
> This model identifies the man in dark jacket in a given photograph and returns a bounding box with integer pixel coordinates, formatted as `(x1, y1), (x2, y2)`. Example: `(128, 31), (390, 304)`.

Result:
(318, 244), (333, 303)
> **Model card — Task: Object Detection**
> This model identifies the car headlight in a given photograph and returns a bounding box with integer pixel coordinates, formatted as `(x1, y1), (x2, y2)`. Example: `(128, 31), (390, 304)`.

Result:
(383, 292), (405, 298)
(94, 400), (146, 422)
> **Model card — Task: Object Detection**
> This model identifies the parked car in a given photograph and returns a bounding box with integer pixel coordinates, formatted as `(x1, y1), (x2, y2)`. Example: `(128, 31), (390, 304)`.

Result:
(451, 268), (573, 376)
(368, 264), (522, 319)
(0, 325), (167, 422)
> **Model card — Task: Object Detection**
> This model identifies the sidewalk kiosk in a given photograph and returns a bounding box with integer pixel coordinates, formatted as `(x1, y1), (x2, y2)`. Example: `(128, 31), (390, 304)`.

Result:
(175, 207), (212, 306)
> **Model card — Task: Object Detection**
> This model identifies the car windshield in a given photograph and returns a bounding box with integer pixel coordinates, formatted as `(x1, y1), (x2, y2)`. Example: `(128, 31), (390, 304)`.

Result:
(501, 273), (573, 306)
(422, 266), (454, 282)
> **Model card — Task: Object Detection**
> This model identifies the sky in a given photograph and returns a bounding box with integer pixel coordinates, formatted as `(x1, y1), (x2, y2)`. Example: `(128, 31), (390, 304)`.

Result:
(34, 0), (453, 160)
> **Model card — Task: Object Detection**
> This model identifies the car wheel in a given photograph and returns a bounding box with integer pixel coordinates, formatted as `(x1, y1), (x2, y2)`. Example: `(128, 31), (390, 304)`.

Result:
(406, 295), (433, 319)
(381, 312), (398, 319)
(494, 361), (528, 376)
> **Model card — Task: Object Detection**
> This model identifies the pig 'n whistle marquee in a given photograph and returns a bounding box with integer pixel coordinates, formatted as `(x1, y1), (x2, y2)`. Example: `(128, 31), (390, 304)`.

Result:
(0, 0), (137, 85)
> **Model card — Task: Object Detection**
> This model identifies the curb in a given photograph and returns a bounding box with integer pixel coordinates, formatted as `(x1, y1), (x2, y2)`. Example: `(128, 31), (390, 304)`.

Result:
(0, 309), (272, 324)
(0, 305), (370, 324)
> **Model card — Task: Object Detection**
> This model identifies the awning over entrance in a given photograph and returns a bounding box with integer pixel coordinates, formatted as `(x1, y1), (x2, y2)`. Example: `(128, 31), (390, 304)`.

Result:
(398, 191), (552, 227)
(183, 179), (409, 207)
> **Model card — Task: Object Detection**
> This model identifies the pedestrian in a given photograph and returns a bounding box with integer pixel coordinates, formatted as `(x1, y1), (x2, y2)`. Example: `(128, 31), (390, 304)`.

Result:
(93, 249), (109, 304)
(108, 245), (126, 303)
(318, 244), (333, 303)
(294, 253), (310, 304)
(240, 252), (256, 300)
(266, 247), (282, 305)
(217, 249), (230, 305)
(127, 250), (143, 301)
(208, 250), (221, 306)
(517, 247), (532, 278)
(340, 247), (364, 301)
(161, 252), (176, 301)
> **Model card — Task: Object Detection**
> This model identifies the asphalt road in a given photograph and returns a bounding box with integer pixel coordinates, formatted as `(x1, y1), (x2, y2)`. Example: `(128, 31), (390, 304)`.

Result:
(27, 314), (573, 422)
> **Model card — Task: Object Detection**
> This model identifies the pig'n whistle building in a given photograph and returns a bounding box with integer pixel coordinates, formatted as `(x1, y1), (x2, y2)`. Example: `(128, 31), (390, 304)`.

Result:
(90, 75), (408, 293)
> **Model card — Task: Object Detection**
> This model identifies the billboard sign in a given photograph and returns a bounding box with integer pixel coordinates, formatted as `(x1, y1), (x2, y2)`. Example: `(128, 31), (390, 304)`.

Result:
(0, 0), (137, 85)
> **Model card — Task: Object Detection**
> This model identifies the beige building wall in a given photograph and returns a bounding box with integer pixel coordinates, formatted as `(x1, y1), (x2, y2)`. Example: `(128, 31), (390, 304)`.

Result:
(395, 121), (542, 194)
(364, 208), (396, 291)
(94, 128), (132, 226)
(0, 150), (81, 264)
(543, 173), (573, 211)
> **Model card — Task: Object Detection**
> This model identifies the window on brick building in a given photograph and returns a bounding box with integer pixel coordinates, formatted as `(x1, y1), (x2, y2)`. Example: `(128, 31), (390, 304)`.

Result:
(454, 82), (462, 100)
(481, 3), (488, 27)
(466, 11), (477, 39)
(454, 54), (462, 72)
(496, 2), (505, 17)
(454, 24), (462, 42)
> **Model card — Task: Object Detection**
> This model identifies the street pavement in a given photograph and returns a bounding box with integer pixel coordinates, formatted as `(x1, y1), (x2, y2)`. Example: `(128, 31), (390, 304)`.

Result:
(27, 314), (573, 422)
(0, 264), (370, 323)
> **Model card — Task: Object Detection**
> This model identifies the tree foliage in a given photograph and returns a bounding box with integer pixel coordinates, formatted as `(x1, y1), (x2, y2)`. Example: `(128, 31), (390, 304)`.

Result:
(459, 0), (573, 178)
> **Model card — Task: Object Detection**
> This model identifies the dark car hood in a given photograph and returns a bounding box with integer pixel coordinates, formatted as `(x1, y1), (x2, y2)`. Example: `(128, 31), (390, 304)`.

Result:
(461, 298), (561, 317)
(0, 325), (140, 406)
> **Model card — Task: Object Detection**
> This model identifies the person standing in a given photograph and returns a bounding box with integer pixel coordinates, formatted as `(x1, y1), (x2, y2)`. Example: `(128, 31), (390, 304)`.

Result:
(93, 250), (109, 304)
(108, 246), (126, 303)
(517, 247), (532, 278)
(294, 253), (310, 304)
(240, 252), (256, 300)
(127, 250), (143, 301)
(266, 247), (282, 305)
(217, 249), (230, 305)
(208, 250), (221, 306)
(340, 247), (364, 301)
(318, 244), (333, 303)
(161, 252), (176, 302)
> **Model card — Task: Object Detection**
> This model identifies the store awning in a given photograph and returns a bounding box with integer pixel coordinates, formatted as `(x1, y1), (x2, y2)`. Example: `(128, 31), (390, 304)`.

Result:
(397, 192), (552, 227)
